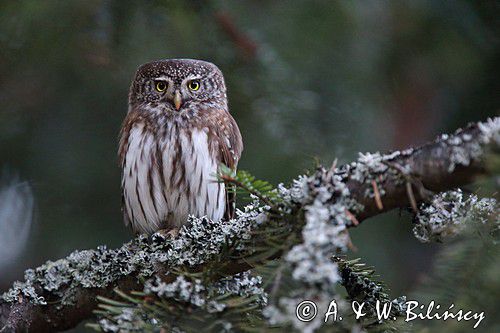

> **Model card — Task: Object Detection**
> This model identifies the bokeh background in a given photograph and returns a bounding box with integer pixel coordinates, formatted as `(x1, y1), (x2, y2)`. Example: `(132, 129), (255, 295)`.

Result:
(0, 0), (498, 330)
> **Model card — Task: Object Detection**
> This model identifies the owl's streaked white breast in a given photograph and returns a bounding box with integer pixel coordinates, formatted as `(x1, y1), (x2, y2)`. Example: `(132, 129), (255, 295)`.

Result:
(122, 122), (225, 235)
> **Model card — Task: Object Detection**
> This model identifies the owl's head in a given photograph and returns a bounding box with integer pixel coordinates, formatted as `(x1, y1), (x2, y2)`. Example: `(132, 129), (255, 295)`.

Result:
(129, 59), (227, 113)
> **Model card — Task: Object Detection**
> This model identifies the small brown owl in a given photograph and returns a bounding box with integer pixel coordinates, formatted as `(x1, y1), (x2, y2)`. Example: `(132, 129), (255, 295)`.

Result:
(118, 59), (243, 235)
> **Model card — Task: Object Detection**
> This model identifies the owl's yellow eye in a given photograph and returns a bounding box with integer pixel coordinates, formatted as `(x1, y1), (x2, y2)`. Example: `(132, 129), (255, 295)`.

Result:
(188, 80), (200, 91)
(155, 81), (167, 92)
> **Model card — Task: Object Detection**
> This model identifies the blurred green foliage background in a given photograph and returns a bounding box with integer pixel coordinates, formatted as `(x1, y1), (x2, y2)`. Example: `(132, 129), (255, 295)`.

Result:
(0, 0), (497, 328)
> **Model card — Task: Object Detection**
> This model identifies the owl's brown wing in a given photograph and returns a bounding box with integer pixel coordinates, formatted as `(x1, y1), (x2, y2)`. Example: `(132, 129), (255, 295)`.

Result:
(214, 112), (243, 220)
(118, 110), (148, 231)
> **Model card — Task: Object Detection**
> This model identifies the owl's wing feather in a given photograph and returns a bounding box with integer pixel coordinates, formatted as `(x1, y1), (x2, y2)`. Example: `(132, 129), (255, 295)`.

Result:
(118, 110), (146, 231)
(214, 112), (243, 220)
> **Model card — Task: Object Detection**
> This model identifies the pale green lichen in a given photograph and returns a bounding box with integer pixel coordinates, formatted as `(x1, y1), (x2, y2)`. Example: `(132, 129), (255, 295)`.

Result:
(96, 271), (266, 332)
(97, 308), (152, 333)
(413, 189), (498, 243)
(145, 275), (213, 308)
(266, 168), (359, 331)
(1, 237), (153, 305)
(214, 271), (267, 303)
(284, 166), (363, 289)
(478, 117), (500, 146)
(442, 117), (499, 172)
(1, 201), (265, 306)
(143, 270), (266, 312)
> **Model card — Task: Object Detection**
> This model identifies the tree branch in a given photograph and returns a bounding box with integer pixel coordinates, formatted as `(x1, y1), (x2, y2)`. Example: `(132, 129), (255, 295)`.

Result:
(1, 117), (498, 332)
(343, 120), (495, 222)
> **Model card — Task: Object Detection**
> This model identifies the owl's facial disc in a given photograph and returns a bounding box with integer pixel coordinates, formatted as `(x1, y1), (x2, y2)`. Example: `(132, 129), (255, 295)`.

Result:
(162, 77), (202, 111)
(152, 78), (184, 111)
(131, 59), (227, 113)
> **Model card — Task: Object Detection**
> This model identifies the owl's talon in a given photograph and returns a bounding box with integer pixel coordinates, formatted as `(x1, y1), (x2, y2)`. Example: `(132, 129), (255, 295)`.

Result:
(157, 228), (180, 239)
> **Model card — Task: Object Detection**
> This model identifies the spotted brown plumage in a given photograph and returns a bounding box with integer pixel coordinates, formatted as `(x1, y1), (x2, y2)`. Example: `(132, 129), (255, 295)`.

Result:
(119, 59), (243, 235)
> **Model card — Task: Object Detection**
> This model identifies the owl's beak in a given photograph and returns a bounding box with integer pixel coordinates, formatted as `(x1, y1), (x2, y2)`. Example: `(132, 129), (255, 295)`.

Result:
(173, 90), (182, 111)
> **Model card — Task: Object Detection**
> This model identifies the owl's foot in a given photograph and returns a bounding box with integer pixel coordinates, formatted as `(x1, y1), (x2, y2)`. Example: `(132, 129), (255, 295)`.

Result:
(157, 227), (180, 239)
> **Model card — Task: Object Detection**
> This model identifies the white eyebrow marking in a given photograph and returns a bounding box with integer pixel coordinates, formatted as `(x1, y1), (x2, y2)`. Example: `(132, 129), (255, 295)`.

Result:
(154, 76), (173, 81)
(182, 76), (203, 84)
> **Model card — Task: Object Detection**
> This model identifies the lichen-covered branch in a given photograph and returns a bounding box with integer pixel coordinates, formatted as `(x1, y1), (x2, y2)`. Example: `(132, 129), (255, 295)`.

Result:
(413, 189), (498, 243)
(1, 117), (498, 332)
(316, 117), (498, 224)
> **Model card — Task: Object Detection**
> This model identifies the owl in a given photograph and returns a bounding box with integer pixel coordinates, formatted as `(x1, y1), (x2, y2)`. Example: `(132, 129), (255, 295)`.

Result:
(118, 59), (243, 235)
